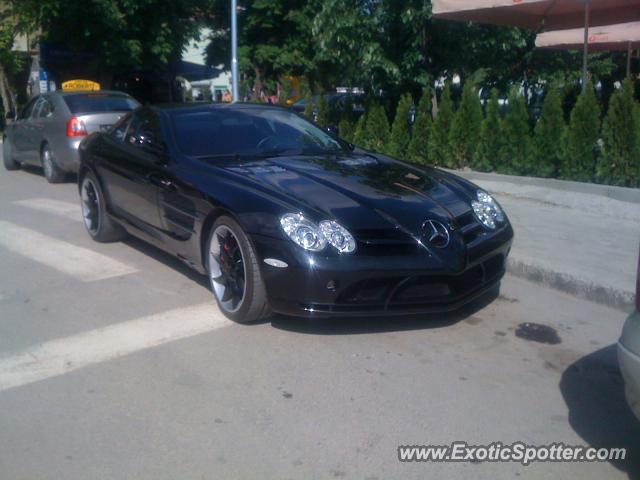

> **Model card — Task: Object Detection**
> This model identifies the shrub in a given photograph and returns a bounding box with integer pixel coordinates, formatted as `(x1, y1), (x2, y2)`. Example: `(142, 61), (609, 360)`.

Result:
(407, 93), (432, 165)
(450, 81), (483, 168)
(498, 89), (532, 175)
(473, 89), (501, 172)
(303, 91), (313, 120)
(561, 85), (600, 182)
(386, 93), (413, 159)
(316, 94), (330, 127)
(338, 119), (355, 143)
(352, 112), (368, 148)
(363, 103), (390, 153)
(533, 85), (565, 177)
(598, 79), (640, 187)
(428, 84), (454, 167)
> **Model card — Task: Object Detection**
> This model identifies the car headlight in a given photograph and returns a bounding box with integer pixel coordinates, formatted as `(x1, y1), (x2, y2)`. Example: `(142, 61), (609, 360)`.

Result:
(319, 220), (356, 253)
(280, 214), (356, 253)
(471, 190), (505, 229)
(280, 213), (327, 252)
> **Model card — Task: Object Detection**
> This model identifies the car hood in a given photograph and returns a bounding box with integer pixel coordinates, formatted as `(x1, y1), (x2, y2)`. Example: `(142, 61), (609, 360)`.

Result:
(222, 153), (479, 255)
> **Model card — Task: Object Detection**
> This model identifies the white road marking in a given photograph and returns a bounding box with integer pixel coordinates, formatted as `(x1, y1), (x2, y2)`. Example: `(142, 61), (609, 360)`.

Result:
(0, 221), (138, 282)
(14, 198), (82, 222)
(0, 303), (229, 392)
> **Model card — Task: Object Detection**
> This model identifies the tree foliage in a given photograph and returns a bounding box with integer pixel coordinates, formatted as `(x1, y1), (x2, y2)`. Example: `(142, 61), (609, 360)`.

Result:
(598, 80), (640, 187)
(561, 85), (600, 182)
(449, 81), (483, 168)
(473, 89), (501, 172)
(428, 84), (454, 167)
(533, 84), (565, 177)
(386, 93), (413, 159)
(406, 92), (432, 165)
(362, 103), (390, 153)
(498, 89), (532, 175)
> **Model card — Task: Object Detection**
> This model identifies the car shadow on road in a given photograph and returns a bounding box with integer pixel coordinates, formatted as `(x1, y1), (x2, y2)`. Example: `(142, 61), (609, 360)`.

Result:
(122, 235), (210, 290)
(15, 164), (77, 183)
(269, 285), (499, 335)
(560, 345), (640, 479)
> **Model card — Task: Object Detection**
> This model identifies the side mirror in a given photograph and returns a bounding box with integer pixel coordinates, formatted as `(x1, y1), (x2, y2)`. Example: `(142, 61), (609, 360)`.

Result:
(325, 124), (339, 137)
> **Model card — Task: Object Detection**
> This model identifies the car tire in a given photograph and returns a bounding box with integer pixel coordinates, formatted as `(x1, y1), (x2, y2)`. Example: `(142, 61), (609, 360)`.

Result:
(2, 137), (19, 171)
(206, 215), (271, 323)
(80, 171), (127, 242)
(41, 143), (66, 183)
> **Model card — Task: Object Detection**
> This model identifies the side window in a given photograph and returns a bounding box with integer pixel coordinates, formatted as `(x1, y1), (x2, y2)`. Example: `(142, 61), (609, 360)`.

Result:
(125, 110), (162, 151)
(37, 98), (53, 118)
(110, 113), (133, 143)
(18, 97), (39, 120)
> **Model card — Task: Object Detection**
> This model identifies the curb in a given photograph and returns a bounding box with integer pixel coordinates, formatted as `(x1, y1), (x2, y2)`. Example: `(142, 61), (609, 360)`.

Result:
(506, 257), (634, 313)
(447, 169), (640, 204)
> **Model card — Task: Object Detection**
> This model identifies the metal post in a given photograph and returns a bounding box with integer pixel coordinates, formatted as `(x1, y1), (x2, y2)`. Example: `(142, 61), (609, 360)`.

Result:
(627, 42), (632, 79)
(582, 1), (590, 91)
(231, 0), (239, 102)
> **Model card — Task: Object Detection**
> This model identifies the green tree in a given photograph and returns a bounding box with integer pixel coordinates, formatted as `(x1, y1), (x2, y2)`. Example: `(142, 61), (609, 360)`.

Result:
(407, 92), (432, 165)
(533, 85), (565, 177)
(31, 0), (208, 72)
(338, 95), (355, 142)
(449, 81), (483, 168)
(473, 89), (501, 172)
(303, 91), (314, 120)
(316, 94), (330, 127)
(386, 93), (413, 159)
(429, 84), (454, 167)
(498, 89), (532, 175)
(561, 85), (600, 182)
(352, 112), (368, 148)
(207, 0), (317, 98)
(363, 103), (390, 153)
(598, 80), (640, 187)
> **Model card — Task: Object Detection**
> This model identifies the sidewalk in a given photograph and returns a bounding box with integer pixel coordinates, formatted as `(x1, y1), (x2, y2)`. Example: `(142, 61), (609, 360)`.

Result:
(453, 170), (639, 312)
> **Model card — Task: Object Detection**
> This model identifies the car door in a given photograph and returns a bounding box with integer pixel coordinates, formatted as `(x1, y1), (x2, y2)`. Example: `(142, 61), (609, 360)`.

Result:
(11, 97), (39, 163)
(29, 96), (54, 156)
(95, 108), (167, 238)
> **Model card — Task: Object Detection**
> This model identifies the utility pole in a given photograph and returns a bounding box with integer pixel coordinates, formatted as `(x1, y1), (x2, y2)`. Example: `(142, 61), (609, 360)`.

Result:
(231, 0), (239, 102)
(581, 0), (590, 91)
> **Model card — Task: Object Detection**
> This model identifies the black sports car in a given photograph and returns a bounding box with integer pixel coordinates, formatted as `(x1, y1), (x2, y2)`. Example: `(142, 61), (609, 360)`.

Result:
(78, 103), (513, 323)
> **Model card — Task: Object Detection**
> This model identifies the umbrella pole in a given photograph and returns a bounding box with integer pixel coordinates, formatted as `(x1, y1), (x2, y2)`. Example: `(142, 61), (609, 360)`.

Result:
(627, 42), (632, 79)
(582, 1), (590, 91)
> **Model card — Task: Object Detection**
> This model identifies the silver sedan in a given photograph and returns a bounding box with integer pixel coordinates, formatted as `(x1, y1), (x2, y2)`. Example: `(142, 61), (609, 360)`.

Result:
(619, 244), (640, 421)
(2, 90), (139, 183)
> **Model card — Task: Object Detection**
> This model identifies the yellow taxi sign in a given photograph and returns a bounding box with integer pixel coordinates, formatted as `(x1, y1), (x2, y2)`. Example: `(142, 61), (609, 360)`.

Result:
(62, 79), (101, 92)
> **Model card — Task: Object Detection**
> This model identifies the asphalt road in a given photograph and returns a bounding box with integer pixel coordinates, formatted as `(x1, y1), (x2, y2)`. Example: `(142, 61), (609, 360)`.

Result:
(0, 151), (638, 480)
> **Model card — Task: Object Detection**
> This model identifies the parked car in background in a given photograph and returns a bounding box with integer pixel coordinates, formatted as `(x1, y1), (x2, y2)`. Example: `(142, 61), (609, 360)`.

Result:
(78, 103), (512, 323)
(291, 93), (365, 120)
(2, 90), (139, 183)
(618, 244), (640, 421)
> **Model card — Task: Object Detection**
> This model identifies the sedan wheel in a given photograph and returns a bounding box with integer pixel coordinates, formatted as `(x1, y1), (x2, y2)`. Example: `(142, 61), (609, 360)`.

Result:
(207, 216), (270, 323)
(41, 144), (66, 183)
(2, 137), (19, 171)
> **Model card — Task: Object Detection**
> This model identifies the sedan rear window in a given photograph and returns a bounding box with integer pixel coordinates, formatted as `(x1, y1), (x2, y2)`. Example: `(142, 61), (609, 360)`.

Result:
(63, 94), (139, 114)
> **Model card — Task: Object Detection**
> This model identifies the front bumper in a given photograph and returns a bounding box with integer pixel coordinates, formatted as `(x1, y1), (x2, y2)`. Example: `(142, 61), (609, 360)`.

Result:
(618, 311), (640, 421)
(252, 224), (513, 317)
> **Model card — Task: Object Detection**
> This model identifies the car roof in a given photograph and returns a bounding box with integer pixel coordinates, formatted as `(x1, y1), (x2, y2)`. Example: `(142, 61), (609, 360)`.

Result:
(152, 102), (291, 115)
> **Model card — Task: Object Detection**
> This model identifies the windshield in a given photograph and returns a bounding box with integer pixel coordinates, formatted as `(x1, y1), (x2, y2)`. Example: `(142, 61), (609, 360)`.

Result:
(63, 93), (139, 114)
(171, 107), (345, 158)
